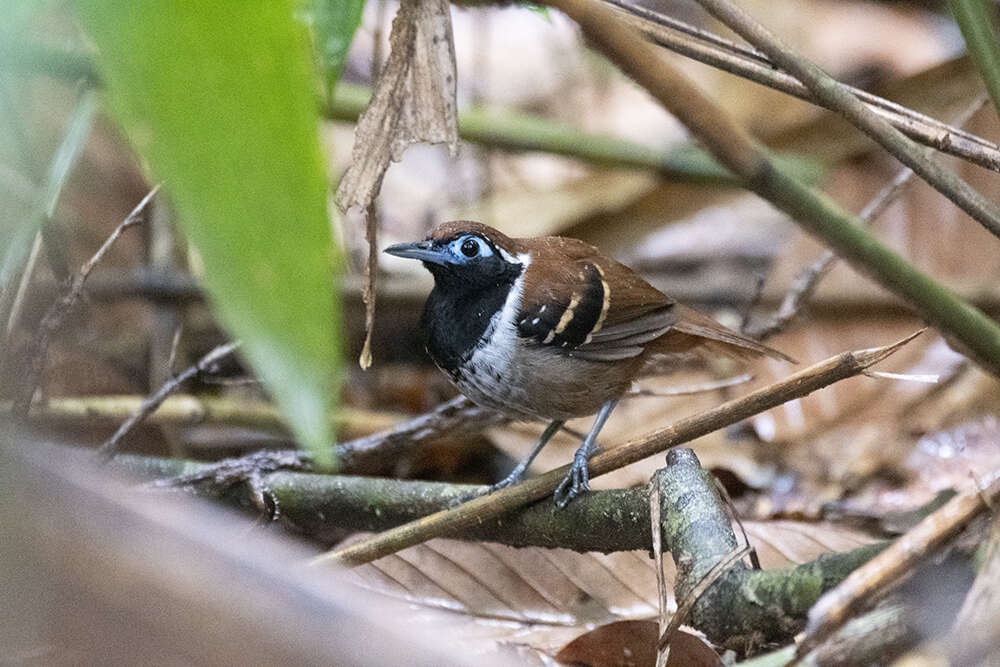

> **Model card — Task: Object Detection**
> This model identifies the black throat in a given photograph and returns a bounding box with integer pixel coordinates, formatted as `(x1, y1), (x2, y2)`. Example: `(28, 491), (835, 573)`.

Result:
(420, 262), (523, 372)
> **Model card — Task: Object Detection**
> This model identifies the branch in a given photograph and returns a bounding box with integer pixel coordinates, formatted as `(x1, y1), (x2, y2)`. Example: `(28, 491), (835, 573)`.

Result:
(314, 334), (919, 567)
(796, 471), (1000, 659)
(693, 0), (1000, 240)
(97, 342), (240, 460)
(12, 185), (159, 414)
(112, 447), (885, 654)
(653, 449), (886, 653)
(606, 1), (1000, 173)
(545, 0), (1000, 378)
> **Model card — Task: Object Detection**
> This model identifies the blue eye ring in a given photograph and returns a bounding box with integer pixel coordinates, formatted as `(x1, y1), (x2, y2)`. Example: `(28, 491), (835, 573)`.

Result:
(450, 235), (493, 260)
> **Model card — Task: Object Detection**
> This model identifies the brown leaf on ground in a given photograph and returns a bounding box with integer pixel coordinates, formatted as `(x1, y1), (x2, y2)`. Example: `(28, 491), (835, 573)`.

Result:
(343, 520), (877, 660)
(554, 620), (721, 667)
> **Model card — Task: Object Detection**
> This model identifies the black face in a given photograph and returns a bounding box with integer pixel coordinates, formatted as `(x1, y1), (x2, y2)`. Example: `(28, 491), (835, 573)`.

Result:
(385, 232), (524, 371)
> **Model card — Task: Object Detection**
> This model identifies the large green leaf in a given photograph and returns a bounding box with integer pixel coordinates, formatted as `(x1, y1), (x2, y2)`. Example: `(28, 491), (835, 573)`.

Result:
(72, 0), (339, 464)
(305, 0), (367, 99)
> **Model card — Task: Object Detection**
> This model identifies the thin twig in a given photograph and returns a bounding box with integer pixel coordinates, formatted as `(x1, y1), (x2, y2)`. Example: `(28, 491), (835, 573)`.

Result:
(96, 341), (239, 461)
(12, 185), (160, 415)
(746, 165), (916, 340)
(795, 471), (1000, 659)
(748, 94), (985, 340)
(658, 546), (752, 654)
(693, 0), (1000, 240)
(313, 332), (920, 567)
(606, 0), (1000, 173)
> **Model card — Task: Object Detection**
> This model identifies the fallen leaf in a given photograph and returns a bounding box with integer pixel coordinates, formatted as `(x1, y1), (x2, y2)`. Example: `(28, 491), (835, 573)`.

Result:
(555, 619), (657, 666)
(344, 519), (877, 660)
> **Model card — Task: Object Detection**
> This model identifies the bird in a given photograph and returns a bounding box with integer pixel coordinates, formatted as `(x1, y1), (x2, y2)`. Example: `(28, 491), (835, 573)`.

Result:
(385, 220), (792, 506)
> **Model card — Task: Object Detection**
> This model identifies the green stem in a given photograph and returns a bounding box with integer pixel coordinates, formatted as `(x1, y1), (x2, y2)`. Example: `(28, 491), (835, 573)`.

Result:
(549, 0), (1000, 378)
(755, 163), (1000, 376)
(327, 83), (821, 185)
(948, 0), (1000, 119)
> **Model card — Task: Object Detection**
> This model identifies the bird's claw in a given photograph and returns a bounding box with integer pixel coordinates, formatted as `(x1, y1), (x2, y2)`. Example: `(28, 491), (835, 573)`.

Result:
(454, 469), (526, 505)
(554, 453), (590, 508)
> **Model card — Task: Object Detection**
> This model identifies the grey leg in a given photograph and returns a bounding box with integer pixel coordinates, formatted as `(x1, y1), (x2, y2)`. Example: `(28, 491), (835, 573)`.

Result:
(455, 419), (566, 505)
(490, 419), (564, 492)
(554, 399), (618, 508)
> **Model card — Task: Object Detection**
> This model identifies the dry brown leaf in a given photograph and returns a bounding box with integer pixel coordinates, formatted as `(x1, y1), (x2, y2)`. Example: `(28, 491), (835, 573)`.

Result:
(556, 620), (659, 667)
(336, 0), (458, 212)
(343, 521), (877, 660)
(336, 0), (457, 369)
(554, 620), (722, 667)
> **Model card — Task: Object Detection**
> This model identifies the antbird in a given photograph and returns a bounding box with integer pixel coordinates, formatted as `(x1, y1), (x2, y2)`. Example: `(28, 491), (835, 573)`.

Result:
(386, 221), (791, 506)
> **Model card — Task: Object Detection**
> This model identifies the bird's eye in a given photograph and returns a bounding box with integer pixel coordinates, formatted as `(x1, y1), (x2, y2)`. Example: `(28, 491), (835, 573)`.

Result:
(461, 238), (480, 257)
(449, 234), (493, 261)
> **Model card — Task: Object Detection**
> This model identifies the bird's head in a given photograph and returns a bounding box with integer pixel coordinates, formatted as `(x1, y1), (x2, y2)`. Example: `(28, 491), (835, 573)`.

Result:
(384, 221), (525, 290)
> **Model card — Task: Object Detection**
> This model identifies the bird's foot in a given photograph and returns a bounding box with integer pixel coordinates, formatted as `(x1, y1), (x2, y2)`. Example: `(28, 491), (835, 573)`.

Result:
(455, 467), (527, 505)
(554, 451), (591, 508)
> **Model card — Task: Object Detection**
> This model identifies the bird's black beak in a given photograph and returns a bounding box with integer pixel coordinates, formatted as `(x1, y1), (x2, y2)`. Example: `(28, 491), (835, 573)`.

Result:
(383, 240), (449, 266)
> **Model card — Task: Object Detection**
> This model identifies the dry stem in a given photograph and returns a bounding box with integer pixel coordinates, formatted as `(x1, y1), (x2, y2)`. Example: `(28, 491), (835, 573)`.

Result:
(97, 341), (239, 460)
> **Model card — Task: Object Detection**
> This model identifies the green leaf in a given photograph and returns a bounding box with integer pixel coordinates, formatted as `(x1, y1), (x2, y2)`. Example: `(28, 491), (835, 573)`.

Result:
(71, 0), (340, 465)
(306, 0), (367, 99)
(1, 90), (96, 288)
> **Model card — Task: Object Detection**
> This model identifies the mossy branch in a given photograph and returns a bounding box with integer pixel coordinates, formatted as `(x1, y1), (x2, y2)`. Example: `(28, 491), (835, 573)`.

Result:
(654, 449), (886, 653)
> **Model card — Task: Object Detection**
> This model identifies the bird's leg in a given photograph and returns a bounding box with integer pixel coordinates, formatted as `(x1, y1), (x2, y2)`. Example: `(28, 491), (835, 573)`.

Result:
(489, 419), (564, 492)
(554, 399), (618, 508)
(454, 419), (564, 505)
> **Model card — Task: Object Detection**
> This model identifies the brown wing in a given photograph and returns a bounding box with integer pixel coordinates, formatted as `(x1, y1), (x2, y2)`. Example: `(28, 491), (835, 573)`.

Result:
(516, 236), (677, 361)
(515, 235), (794, 364)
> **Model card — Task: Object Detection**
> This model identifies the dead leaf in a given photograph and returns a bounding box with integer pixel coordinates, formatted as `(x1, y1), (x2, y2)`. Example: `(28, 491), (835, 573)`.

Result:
(555, 619), (658, 667)
(336, 0), (458, 212)
(343, 520), (877, 660)
(337, 0), (458, 369)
